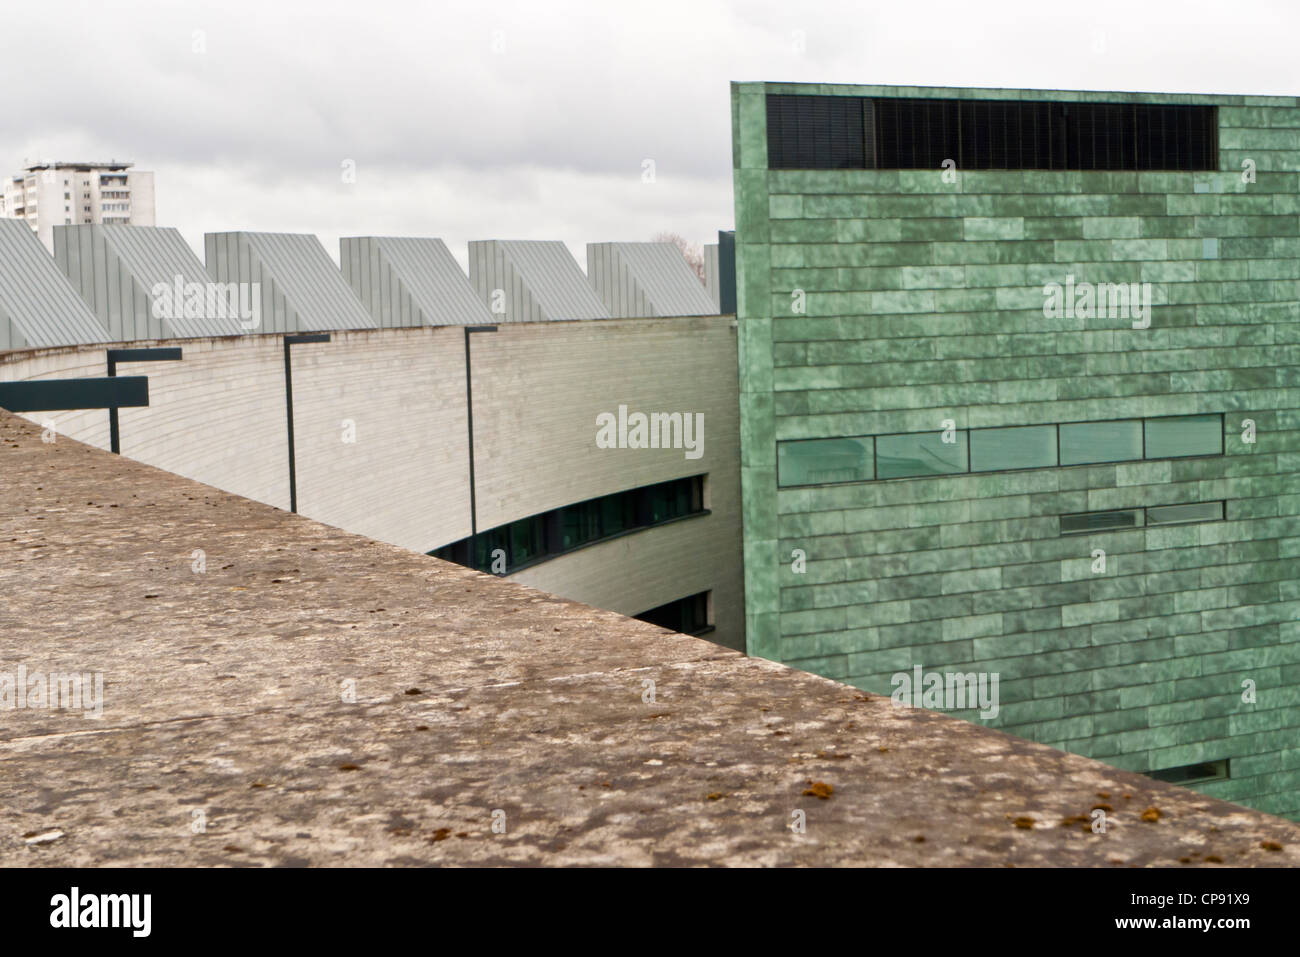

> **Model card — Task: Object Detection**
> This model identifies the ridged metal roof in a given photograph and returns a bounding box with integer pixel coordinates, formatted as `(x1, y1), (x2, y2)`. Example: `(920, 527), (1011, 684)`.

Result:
(469, 240), (610, 322)
(587, 242), (717, 317)
(58, 225), (243, 339)
(341, 236), (494, 327)
(242, 232), (376, 331)
(98, 226), (238, 337)
(0, 219), (109, 350)
(206, 232), (376, 332)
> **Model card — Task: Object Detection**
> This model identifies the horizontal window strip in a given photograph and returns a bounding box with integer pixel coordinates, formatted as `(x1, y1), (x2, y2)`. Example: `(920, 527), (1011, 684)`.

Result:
(634, 590), (713, 637)
(970, 424), (1056, 472)
(766, 94), (1217, 171)
(1147, 759), (1230, 786)
(778, 436), (872, 486)
(1060, 500), (1225, 536)
(1145, 500), (1226, 526)
(430, 474), (707, 574)
(877, 430), (967, 478)
(776, 413), (1224, 487)
(1060, 509), (1142, 535)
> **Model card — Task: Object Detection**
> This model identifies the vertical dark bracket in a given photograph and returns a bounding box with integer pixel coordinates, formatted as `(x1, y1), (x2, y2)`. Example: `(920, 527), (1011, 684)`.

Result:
(464, 325), (498, 566)
(106, 347), (183, 454)
(107, 357), (118, 455)
(283, 334), (330, 514)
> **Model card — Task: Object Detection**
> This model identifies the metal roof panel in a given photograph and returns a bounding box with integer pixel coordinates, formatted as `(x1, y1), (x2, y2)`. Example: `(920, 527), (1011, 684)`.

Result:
(0, 219), (109, 348)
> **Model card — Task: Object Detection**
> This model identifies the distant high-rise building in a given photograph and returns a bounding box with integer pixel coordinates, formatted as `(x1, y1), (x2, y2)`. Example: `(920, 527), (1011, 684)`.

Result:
(0, 161), (155, 250)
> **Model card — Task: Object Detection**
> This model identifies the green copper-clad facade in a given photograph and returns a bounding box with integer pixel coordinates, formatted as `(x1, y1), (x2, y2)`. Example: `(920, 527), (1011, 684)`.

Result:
(732, 82), (1300, 818)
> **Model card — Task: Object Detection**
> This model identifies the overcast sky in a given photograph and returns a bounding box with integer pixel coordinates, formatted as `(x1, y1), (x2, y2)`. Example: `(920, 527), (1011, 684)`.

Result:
(3, 0), (1296, 268)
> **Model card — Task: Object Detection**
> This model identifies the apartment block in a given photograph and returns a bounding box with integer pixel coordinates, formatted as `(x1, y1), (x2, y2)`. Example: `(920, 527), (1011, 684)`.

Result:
(1, 161), (155, 250)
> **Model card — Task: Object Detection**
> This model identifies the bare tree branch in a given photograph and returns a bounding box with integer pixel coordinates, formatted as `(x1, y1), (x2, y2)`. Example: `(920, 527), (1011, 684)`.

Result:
(651, 231), (706, 283)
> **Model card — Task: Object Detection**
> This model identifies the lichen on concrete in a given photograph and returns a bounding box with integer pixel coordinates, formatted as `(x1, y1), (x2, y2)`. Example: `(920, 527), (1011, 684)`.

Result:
(1, 410), (1296, 866)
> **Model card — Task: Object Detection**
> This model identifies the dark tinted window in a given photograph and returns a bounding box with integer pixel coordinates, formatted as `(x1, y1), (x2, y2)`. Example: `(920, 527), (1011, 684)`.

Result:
(473, 527), (509, 570)
(960, 100), (1058, 170)
(875, 98), (957, 169)
(767, 95), (867, 169)
(1063, 102), (1136, 170)
(1146, 501), (1224, 525)
(1136, 105), (1218, 171)
(1060, 509), (1142, 535)
(509, 515), (545, 567)
(1148, 759), (1229, 785)
(635, 591), (710, 635)
(433, 475), (707, 573)
(561, 500), (601, 549)
(766, 94), (1217, 171)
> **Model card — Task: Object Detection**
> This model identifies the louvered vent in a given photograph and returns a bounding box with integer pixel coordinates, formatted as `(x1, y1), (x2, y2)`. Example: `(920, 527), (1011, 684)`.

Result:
(766, 95), (869, 169)
(766, 94), (1217, 171)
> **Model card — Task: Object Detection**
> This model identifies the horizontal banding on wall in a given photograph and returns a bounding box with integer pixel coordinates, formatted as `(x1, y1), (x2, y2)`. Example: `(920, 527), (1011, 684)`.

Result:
(776, 414), (1225, 487)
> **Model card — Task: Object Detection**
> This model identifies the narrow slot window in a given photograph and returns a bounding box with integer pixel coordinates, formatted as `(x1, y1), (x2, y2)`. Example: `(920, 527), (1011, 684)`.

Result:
(1147, 759), (1229, 786)
(1145, 501), (1225, 525)
(1060, 509), (1142, 535)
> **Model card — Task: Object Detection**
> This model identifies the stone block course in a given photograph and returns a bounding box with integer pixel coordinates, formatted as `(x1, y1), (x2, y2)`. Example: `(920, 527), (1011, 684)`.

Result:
(735, 82), (1300, 819)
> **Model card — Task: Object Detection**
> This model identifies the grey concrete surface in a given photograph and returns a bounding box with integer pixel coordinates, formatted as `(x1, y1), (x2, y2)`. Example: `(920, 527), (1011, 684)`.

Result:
(1, 410), (1296, 866)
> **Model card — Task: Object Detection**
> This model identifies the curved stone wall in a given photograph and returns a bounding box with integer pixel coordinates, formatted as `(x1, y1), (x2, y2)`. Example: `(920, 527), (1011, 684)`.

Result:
(0, 316), (744, 649)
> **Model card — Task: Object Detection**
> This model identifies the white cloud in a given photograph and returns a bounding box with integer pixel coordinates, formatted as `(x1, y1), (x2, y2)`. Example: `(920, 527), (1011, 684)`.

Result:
(3, 0), (1296, 265)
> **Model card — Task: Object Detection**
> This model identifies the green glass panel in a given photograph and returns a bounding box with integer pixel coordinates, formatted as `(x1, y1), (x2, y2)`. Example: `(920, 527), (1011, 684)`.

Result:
(601, 494), (629, 537)
(649, 486), (668, 524)
(875, 431), (967, 479)
(1146, 501), (1223, 525)
(1144, 414), (1223, 459)
(672, 479), (691, 518)
(473, 528), (508, 571)
(778, 437), (873, 486)
(561, 500), (601, 549)
(970, 424), (1058, 472)
(1059, 419), (1142, 465)
(509, 516), (544, 566)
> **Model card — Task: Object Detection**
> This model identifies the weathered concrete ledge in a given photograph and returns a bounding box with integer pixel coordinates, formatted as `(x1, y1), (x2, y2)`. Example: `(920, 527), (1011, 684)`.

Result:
(1, 410), (1296, 866)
